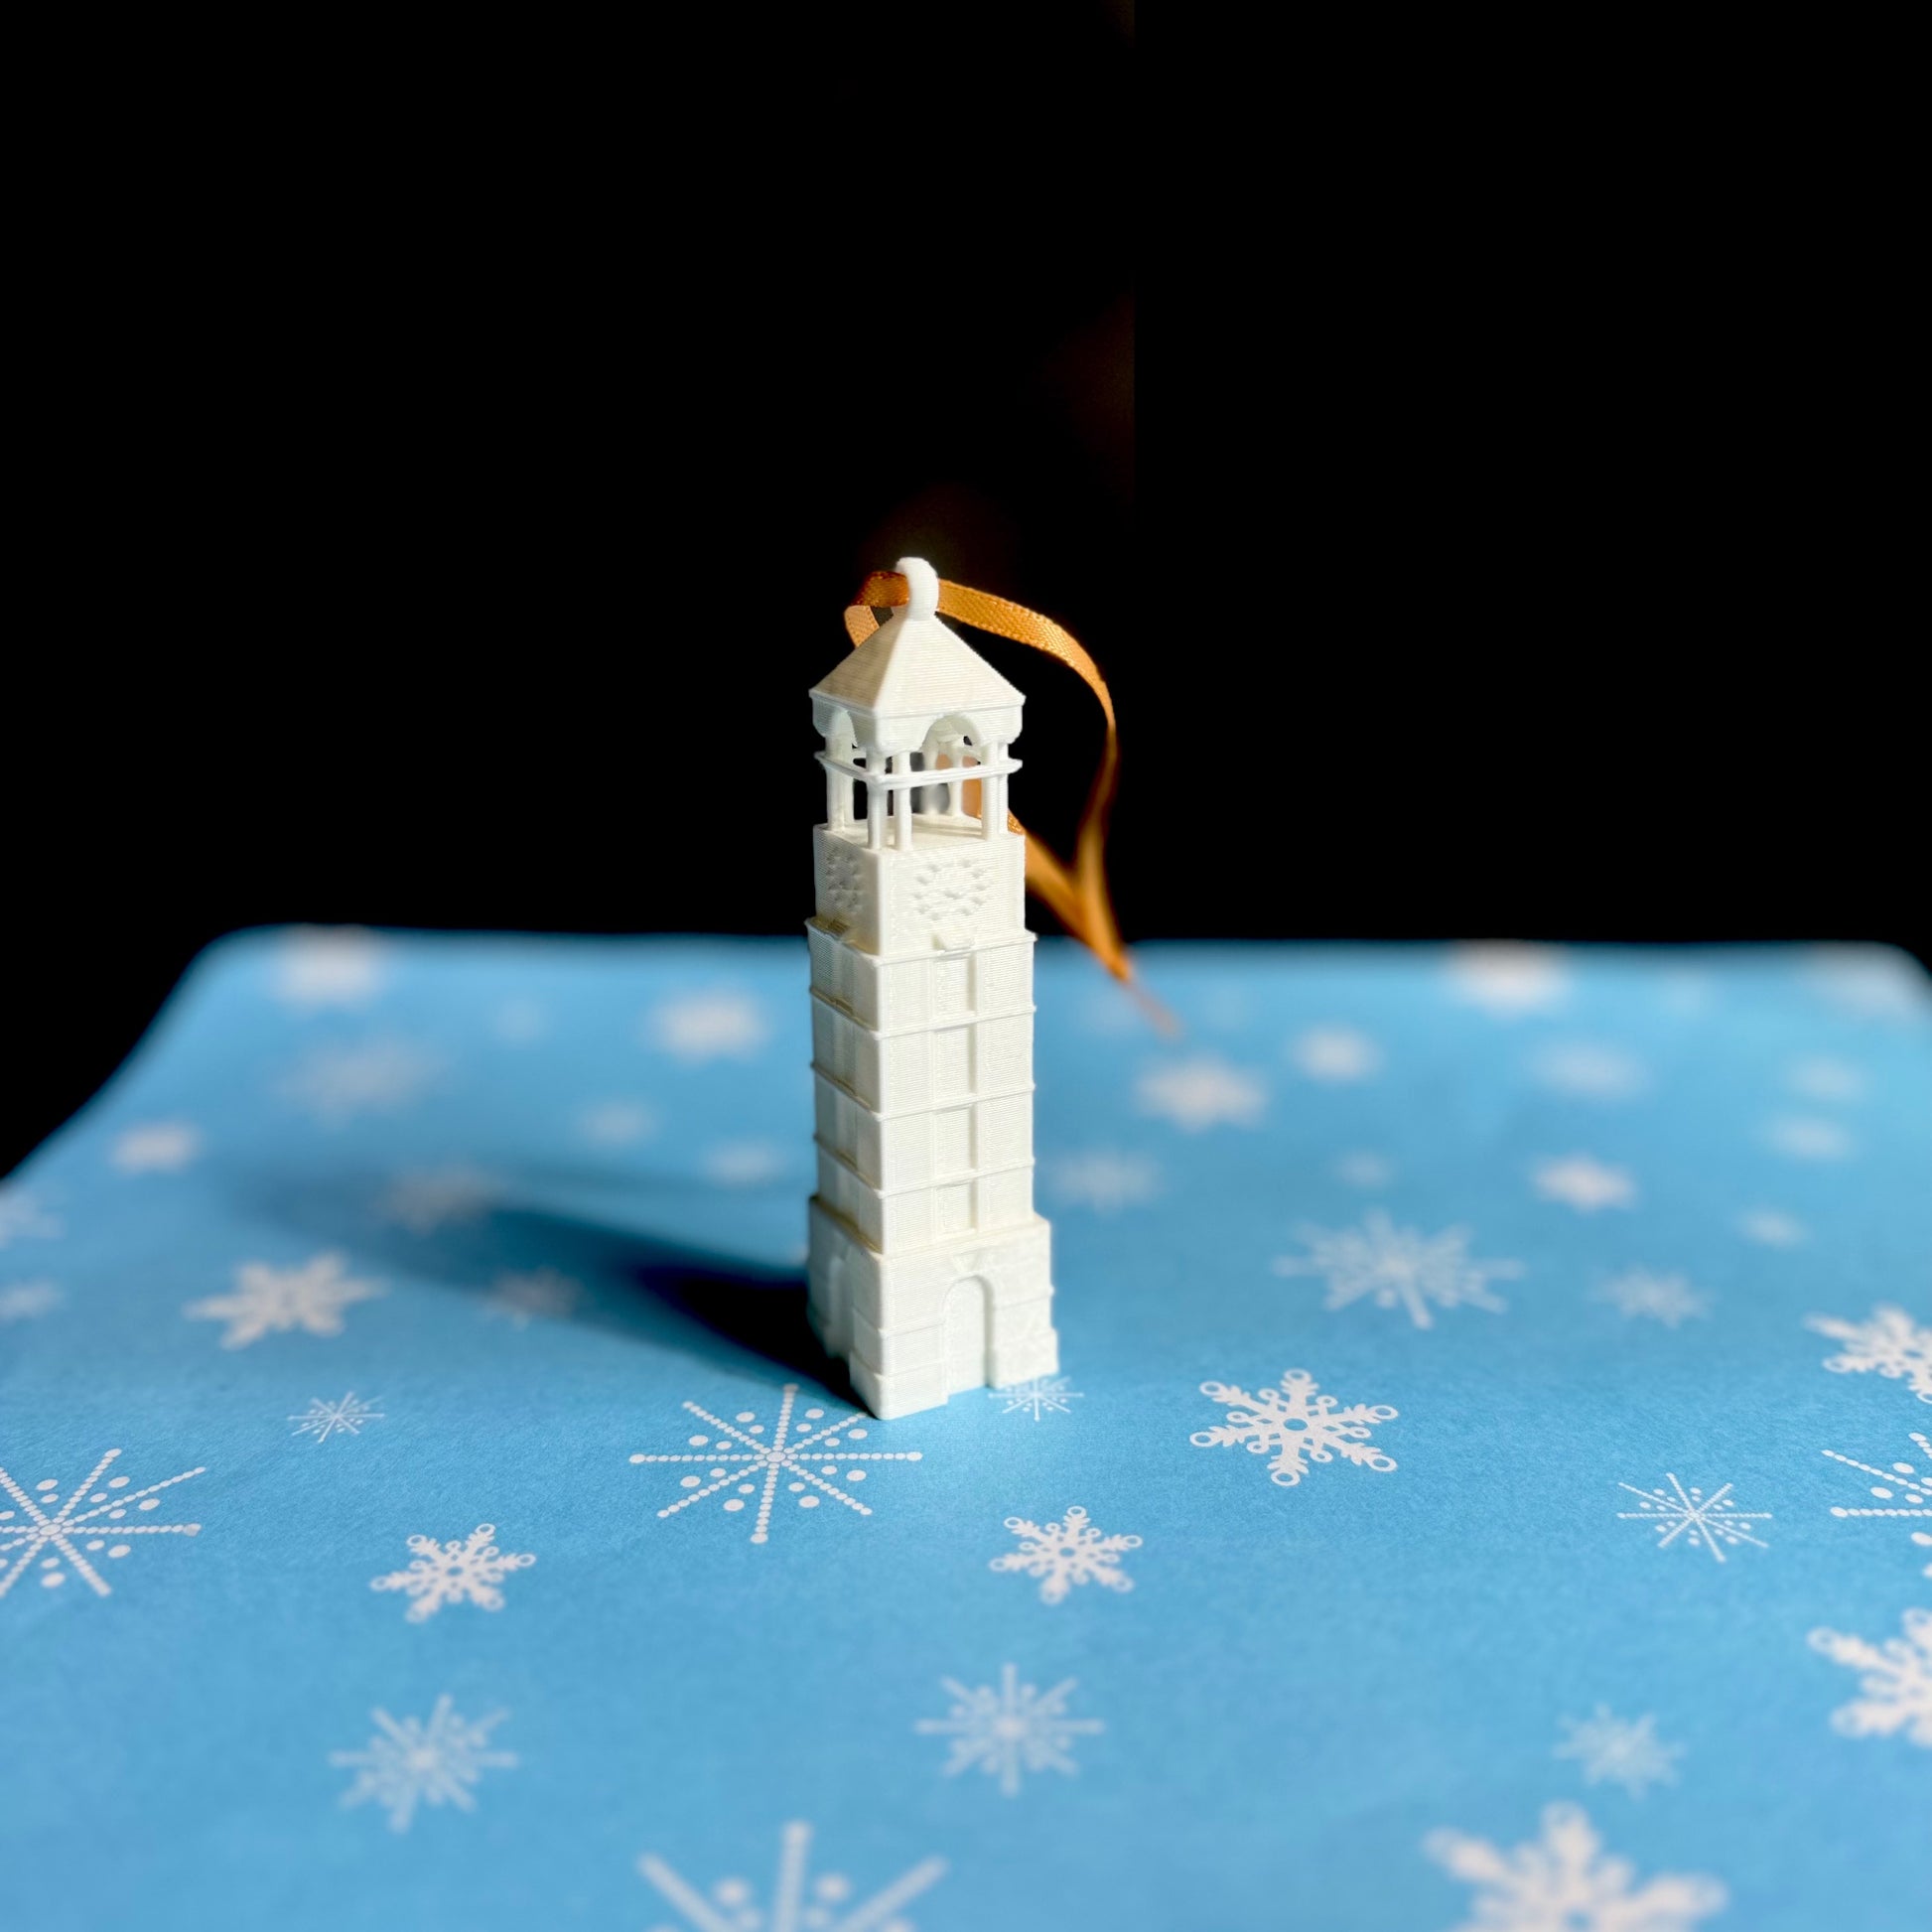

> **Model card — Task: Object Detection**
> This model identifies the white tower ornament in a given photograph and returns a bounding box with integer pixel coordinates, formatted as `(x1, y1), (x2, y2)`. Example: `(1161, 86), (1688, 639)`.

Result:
(805, 557), (1059, 1419)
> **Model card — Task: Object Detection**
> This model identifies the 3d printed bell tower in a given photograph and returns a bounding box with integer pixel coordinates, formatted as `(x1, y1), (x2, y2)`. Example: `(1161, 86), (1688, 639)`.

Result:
(804, 557), (1059, 1419)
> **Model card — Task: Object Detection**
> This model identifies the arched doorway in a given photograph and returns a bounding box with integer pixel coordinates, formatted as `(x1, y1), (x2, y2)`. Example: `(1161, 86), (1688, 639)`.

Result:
(943, 1277), (989, 1392)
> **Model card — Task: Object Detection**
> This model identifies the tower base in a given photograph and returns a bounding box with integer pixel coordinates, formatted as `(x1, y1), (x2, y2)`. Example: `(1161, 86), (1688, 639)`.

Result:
(807, 1199), (1059, 1419)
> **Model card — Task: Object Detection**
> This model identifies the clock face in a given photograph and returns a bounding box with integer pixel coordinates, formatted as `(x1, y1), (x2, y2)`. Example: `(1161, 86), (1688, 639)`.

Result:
(911, 856), (994, 929)
(823, 846), (865, 919)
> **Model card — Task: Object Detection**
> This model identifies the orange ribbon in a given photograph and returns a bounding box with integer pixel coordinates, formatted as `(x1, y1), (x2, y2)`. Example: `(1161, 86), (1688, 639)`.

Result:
(845, 571), (1165, 1025)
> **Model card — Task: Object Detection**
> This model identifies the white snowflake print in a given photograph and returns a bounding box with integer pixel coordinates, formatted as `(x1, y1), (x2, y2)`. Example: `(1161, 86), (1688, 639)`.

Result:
(1616, 1474), (1771, 1562)
(916, 1663), (1103, 1795)
(332, 1696), (515, 1832)
(1079, 987), (1141, 1036)
(483, 1268), (583, 1329)
(1042, 1151), (1160, 1213)
(186, 1252), (383, 1348)
(0, 1184), (60, 1250)
(1786, 1054), (1866, 1103)
(629, 1384), (922, 1546)
(702, 1140), (788, 1187)
(1658, 968), (1714, 1016)
(1737, 1208), (1806, 1248)
(1533, 1155), (1637, 1213)
(579, 1098), (659, 1148)
(1425, 1802), (1725, 1930)
(1554, 1707), (1683, 1798)
(1808, 1305), (1932, 1403)
(370, 1523), (535, 1622)
(1449, 941), (1569, 1017)
(642, 988), (771, 1063)
(109, 1119), (203, 1173)
(289, 1393), (385, 1444)
(1823, 1433), (1932, 1578)
(0, 1281), (61, 1323)
(1808, 1606), (1932, 1745)
(990, 1376), (1084, 1421)
(1191, 1368), (1397, 1489)
(378, 1163), (502, 1233)
(1332, 1150), (1393, 1188)
(274, 925), (385, 1009)
(1804, 944), (1929, 1021)
(1273, 1210), (1521, 1329)
(491, 996), (548, 1043)
(639, 1820), (945, 1932)
(1530, 1041), (1649, 1101)
(279, 1037), (443, 1126)
(0, 1448), (203, 1599)
(1135, 1055), (1266, 1132)
(1594, 1269), (1712, 1328)
(1763, 1114), (1854, 1162)
(1288, 1025), (1381, 1082)
(990, 1505), (1140, 1605)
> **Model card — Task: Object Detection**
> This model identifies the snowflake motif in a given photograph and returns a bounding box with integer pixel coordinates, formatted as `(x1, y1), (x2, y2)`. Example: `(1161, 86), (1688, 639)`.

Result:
(1823, 1433), (1932, 1578)
(639, 1821), (945, 1932)
(1289, 1025), (1381, 1082)
(1809, 1607), (1932, 1745)
(1530, 1041), (1649, 1101)
(378, 1164), (502, 1233)
(703, 1140), (788, 1187)
(578, 1098), (659, 1147)
(0, 1184), (61, 1250)
(1616, 1474), (1771, 1562)
(1135, 1055), (1266, 1131)
(1332, 1150), (1394, 1187)
(1808, 1305), (1932, 1403)
(1554, 1707), (1683, 1798)
(0, 1448), (203, 1599)
(185, 1252), (383, 1348)
(1804, 944), (1929, 1020)
(821, 844), (865, 919)
(1273, 1210), (1520, 1329)
(628, 1384), (922, 1546)
(109, 1120), (203, 1173)
(1080, 988), (1142, 1036)
(289, 1393), (385, 1444)
(916, 1663), (1103, 1795)
(483, 1268), (583, 1329)
(1593, 1269), (1711, 1328)
(643, 989), (770, 1062)
(0, 1282), (61, 1323)
(1786, 1054), (1866, 1103)
(1191, 1368), (1397, 1489)
(1449, 941), (1569, 1017)
(370, 1523), (535, 1622)
(1658, 969), (1715, 1015)
(279, 1037), (443, 1126)
(990, 1376), (1084, 1422)
(910, 855), (992, 925)
(1737, 1207), (1806, 1247)
(1533, 1155), (1637, 1212)
(1042, 1151), (1160, 1212)
(491, 996), (548, 1043)
(273, 925), (385, 1008)
(1763, 1114), (1854, 1162)
(990, 1505), (1140, 1605)
(331, 1696), (515, 1832)
(1425, 1802), (1726, 1931)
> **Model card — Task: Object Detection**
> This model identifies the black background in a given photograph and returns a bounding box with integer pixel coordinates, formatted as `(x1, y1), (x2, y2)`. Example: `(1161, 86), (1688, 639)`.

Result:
(4, 5), (1921, 1176)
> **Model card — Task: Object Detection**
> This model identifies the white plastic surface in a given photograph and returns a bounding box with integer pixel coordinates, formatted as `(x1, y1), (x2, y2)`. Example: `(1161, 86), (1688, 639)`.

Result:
(804, 558), (1060, 1418)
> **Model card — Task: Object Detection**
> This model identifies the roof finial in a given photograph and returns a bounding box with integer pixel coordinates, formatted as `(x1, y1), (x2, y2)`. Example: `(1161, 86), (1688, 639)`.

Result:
(896, 556), (940, 622)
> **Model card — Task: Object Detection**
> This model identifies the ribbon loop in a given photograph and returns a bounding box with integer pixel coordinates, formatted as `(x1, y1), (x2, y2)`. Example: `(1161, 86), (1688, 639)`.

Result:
(844, 571), (1137, 994)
